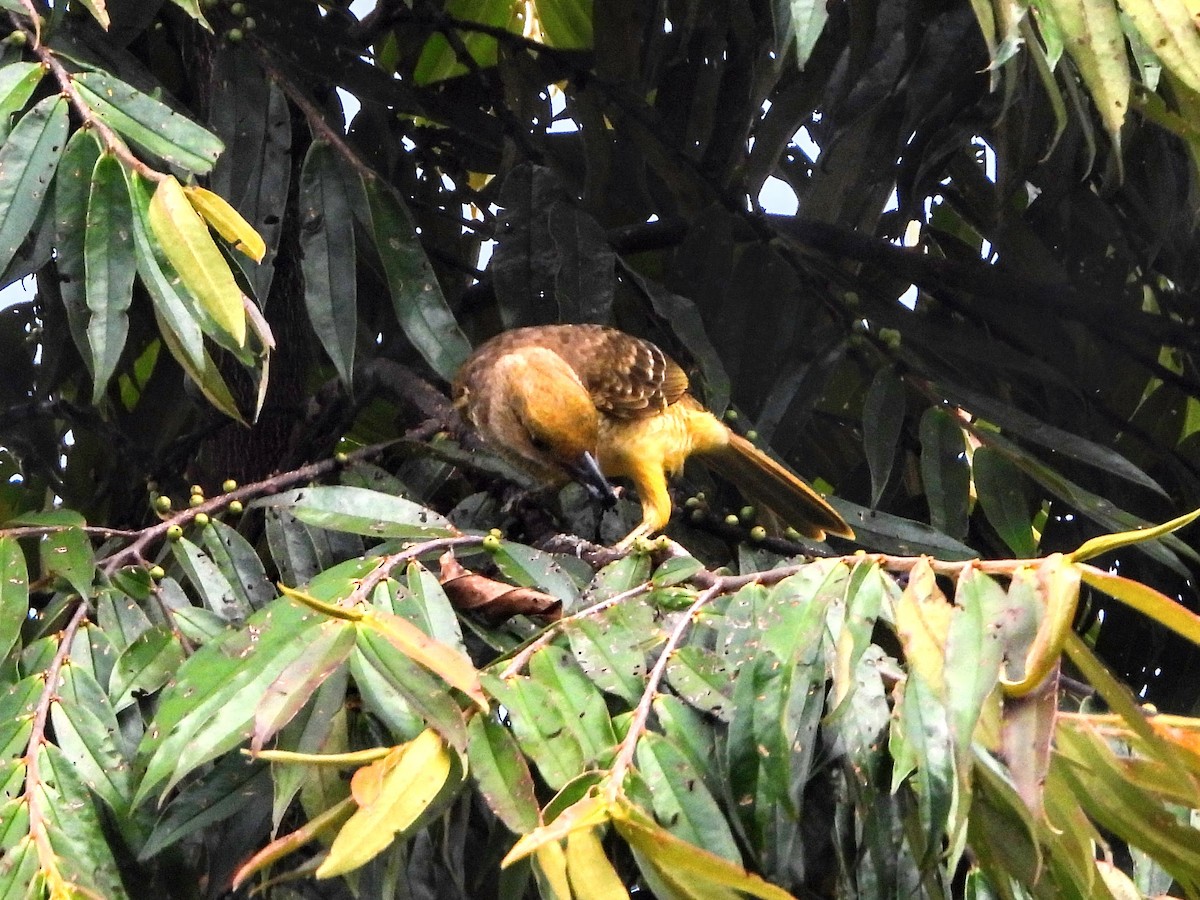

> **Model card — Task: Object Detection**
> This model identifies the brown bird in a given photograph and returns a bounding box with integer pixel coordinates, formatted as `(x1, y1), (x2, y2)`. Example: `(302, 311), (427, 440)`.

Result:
(452, 324), (854, 547)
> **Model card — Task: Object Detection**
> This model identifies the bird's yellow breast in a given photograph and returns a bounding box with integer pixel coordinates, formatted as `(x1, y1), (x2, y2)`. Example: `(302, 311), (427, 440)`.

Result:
(596, 400), (727, 480)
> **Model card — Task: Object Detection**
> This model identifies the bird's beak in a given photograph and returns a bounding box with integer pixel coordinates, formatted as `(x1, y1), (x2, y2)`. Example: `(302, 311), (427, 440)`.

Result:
(568, 451), (617, 504)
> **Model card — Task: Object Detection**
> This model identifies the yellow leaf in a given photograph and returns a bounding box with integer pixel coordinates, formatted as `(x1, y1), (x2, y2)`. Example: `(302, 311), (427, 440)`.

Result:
(182, 185), (267, 261)
(316, 729), (453, 878)
(533, 841), (573, 900)
(1040, 0), (1131, 142)
(894, 557), (953, 695)
(1077, 563), (1200, 647)
(153, 307), (245, 424)
(279, 583), (365, 622)
(1001, 554), (1080, 697)
(503, 793), (610, 867)
(361, 608), (487, 711)
(566, 828), (630, 900)
(1119, 0), (1200, 95)
(611, 802), (796, 900)
(148, 175), (246, 345)
(1069, 507), (1200, 563)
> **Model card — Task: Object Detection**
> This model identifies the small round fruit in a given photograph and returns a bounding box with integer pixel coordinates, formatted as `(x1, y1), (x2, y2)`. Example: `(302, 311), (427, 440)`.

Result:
(7, 30), (26, 46)
(229, 1), (246, 14)
(190, 483), (204, 496)
(228, 500), (243, 515)
(167, 524), (184, 541)
(739, 505), (756, 521)
(222, 478), (238, 493)
(225, 27), (244, 42)
(724, 514), (739, 526)
(334, 451), (349, 465)
(153, 494), (172, 513)
(749, 525), (767, 542)
(482, 534), (501, 552)
(724, 409), (738, 421)
(194, 512), (210, 528)
(189, 494), (205, 508)
(745, 430), (758, 442)
(149, 565), (166, 581)
(243, 16), (256, 29)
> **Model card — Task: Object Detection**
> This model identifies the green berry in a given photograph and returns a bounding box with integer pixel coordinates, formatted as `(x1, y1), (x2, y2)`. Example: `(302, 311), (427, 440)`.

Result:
(194, 512), (210, 528)
(229, 1), (247, 14)
(724, 514), (739, 526)
(167, 524), (184, 541)
(724, 409), (738, 421)
(334, 451), (349, 465)
(243, 16), (256, 29)
(189, 494), (205, 508)
(879, 327), (902, 349)
(482, 534), (501, 552)
(225, 27), (244, 43)
(222, 479), (238, 492)
(739, 505), (756, 521)
(749, 526), (767, 542)
(684, 496), (701, 509)
(690, 509), (705, 523)
(228, 500), (243, 515)
(784, 526), (801, 541)
(153, 494), (172, 513)
(190, 483), (204, 496)
(149, 565), (166, 581)
(745, 430), (758, 442)
(7, 30), (26, 46)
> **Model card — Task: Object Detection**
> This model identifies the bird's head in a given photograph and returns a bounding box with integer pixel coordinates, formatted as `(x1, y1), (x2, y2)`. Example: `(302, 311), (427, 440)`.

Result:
(492, 348), (617, 502)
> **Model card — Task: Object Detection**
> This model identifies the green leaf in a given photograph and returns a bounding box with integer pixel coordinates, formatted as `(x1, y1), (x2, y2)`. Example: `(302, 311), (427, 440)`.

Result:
(148, 174), (246, 346)
(398, 561), (467, 655)
(1070, 507), (1200, 564)
(528, 645), (616, 767)
(863, 366), (906, 507)
(140, 758), (269, 860)
(54, 128), (105, 373)
(0, 675), (39, 758)
(83, 152), (136, 403)
(481, 672), (584, 790)
(944, 569), (1006, 765)
(566, 598), (655, 704)
(252, 486), (455, 540)
(28, 518), (94, 599)
(135, 595), (327, 804)
(0, 62), (45, 142)
(299, 141), (356, 387)
(50, 665), (133, 815)
(891, 671), (955, 860)
(787, 0), (831, 68)
(636, 732), (743, 864)
(466, 712), (540, 834)
(74, 72), (223, 174)
(34, 743), (130, 899)
(170, 535), (248, 621)
(491, 541), (582, 605)
(0, 95), (68, 277)
(108, 625), (185, 712)
(200, 518), (275, 611)
(665, 645), (734, 722)
(352, 628), (469, 750)
(362, 176), (471, 380)
(973, 447), (1036, 557)
(535, 0), (593, 48)
(251, 620), (355, 751)
(165, 0), (212, 29)
(920, 407), (971, 540)
(0, 535), (27, 664)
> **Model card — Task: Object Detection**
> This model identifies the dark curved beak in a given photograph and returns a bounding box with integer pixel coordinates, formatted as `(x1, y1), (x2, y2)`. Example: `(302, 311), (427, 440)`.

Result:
(568, 451), (617, 504)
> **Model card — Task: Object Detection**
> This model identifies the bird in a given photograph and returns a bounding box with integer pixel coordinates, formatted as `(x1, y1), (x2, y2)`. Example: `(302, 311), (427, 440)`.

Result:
(452, 324), (854, 547)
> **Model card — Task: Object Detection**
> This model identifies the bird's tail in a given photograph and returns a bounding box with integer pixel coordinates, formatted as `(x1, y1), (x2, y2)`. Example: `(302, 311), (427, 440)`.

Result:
(701, 432), (854, 540)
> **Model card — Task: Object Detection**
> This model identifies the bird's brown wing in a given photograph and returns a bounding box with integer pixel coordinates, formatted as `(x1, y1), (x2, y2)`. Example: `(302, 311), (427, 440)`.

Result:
(546, 325), (690, 420)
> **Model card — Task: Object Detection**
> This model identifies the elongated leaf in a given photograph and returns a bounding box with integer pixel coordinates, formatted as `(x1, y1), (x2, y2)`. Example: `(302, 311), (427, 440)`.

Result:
(0, 62), (45, 142)
(200, 519), (275, 611)
(1070, 507), (1200, 563)
(166, 0), (211, 28)
(0, 535), (26, 663)
(863, 366), (906, 506)
(529, 645), (615, 766)
(252, 485), (454, 539)
(108, 625), (185, 711)
(973, 447), (1036, 557)
(482, 673), (583, 790)
(466, 712), (540, 833)
(0, 95), (68, 277)
(170, 534), (247, 621)
(83, 153), (136, 403)
(251, 620), (355, 751)
(317, 729), (454, 877)
(74, 72), (223, 174)
(1120, 0), (1200, 95)
(1041, 0), (1130, 143)
(1078, 563), (1200, 647)
(50, 665), (133, 815)
(492, 541), (582, 605)
(920, 407), (970, 540)
(360, 606), (486, 710)
(140, 758), (269, 860)
(153, 306), (246, 422)
(182, 185), (265, 261)
(135, 595), (326, 804)
(54, 128), (104, 371)
(299, 141), (356, 386)
(788, 0), (831, 68)
(148, 174), (246, 346)
(362, 176), (471, 380)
